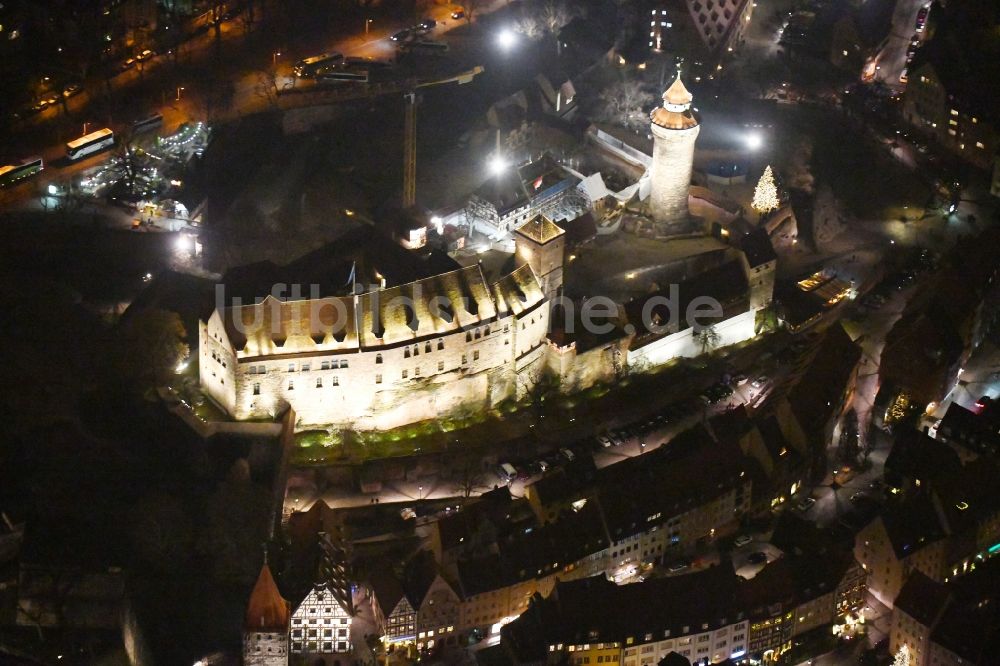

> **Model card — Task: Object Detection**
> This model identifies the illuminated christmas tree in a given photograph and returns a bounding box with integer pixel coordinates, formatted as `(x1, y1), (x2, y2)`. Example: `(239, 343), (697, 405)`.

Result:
(752, 165), (780, 215)
(893, 645), (911, 666)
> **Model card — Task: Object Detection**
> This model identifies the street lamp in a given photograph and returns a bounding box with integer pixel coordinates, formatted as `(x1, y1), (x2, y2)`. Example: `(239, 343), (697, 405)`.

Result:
(82, 122), (89, 136)
(488, 154), (508, 176)
(745, 132), (763, 151)
(366, 18), (373, 35)
(175, 86), (185, 101)
(497, 28), (517, 51)
(272, 51), (281, 65)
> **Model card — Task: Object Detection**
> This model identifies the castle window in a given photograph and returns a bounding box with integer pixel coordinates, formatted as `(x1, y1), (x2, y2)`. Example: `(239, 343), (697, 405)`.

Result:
(475, 329), (481, 339)
(288, 381), (294, 390)
(504, 325), (509, 334)
(405, 348), (411, 358)
(473, 351), (480, 361)
(415, 366), (421, 377)
(376, 353), (383, 364)
(403, 370), (408, 379)
(257, 365), (265, 374)
(438, 361), (444, 371)
(376, 374), (382, 384)
(462, 354), (467, 364)
(288, 363), (296, 372)
(466, 331), (472, 342)
(413, 345), (419, 356)
(301, 363), (310, 372)
(321, 361), (330, 370)
(316, 378), (323, 388)
(425, 341), (432, 353)
(332, 376), (339, 386)
(485, 326), (491, 336)
(339, 359), (348, 369)
(253, 383), (260, 396)
(437, 339), (444, 350)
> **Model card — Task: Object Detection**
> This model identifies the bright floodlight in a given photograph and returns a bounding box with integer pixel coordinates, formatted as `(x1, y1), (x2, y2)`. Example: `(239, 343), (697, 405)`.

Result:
(488, 155), (508, 176)
(497, 28), (517, 50)
(47, 184), (58, 195)
(176, 235), (192, 252)
(745, 132), (763, 150)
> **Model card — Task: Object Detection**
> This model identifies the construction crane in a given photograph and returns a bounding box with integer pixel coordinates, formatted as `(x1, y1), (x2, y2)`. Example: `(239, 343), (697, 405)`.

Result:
(276, 65), (484, 209)
(402, 66), (484, 208)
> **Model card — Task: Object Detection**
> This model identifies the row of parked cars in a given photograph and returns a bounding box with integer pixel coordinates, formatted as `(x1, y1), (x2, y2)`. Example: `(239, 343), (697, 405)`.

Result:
(496, 446), (579, 483)
(596, 399), (701, 448)
(391, 18), (439, 42)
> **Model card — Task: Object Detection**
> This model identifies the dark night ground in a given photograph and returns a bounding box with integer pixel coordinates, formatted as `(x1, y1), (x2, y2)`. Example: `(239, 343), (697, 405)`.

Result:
(0, 224), (277, 661)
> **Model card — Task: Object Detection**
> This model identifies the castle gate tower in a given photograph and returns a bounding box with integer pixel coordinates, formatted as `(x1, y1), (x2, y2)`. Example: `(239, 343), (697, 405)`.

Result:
(648, 72), (701, 233)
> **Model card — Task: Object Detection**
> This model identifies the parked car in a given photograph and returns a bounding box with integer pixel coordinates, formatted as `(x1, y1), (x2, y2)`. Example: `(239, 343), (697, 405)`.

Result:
(417, 18), (436, 31)
(497, 462), (517, 482)
(751, 375), (769, 389)
(915, 6), (929, 32)
(136, 48), (154, 61)
(451, 9), (465, 19)
(597, 434), (613, 448)
(560, 447), (576, 462)
(62, 82), (82, 98)
(746, 552), (768, 565)
(666, 560), (689, 573)
(391, 29), (412, 41)
(734, 534), (753, 548)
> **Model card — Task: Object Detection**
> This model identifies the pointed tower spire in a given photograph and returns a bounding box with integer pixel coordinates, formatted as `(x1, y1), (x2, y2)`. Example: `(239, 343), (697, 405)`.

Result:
(663, 71), (693, 111)
(245, 564), (290, 632)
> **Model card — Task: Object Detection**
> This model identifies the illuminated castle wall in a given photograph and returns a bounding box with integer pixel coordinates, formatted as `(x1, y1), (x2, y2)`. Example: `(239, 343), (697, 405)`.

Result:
(200, 263), (550, 431)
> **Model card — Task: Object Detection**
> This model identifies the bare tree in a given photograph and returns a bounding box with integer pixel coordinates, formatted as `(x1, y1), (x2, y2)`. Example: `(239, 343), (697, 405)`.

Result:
(452, 456), (486, 501)
(598, 77), (655, 131)
(253, 68), (280, 110)
(536, 0), (581, 36)
(460, 0), (481, 24)
(695, 325), (721, 355)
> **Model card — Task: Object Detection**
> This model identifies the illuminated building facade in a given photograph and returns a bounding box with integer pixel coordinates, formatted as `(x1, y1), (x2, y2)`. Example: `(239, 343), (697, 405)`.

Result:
(289, 583), (352, 657)
(200, 262), (550, 430)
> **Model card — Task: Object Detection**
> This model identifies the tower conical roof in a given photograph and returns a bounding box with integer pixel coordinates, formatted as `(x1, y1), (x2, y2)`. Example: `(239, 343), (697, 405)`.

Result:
(663, 73), (693, 107)
(245, 564), (290, 631)
(650, 72), (699, 130)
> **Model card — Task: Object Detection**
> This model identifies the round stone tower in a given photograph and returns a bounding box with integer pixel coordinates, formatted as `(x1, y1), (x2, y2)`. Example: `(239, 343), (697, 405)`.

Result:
(648, 72), (701, 233)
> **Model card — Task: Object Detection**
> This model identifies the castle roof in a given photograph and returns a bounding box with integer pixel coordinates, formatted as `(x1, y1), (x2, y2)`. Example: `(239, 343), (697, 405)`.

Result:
(651, 74), (699, 130)
(246, 564), (290, 632)
(218, 262), (546, 358)
(664, 74), (693, 106)
(516, 215), (565, 245)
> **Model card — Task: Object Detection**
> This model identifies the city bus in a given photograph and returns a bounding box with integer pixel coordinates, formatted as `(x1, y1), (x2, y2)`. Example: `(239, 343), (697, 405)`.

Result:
(66, 128), (115, 161)
(132, 113), (164, 134)
(319, 68), (369, 84)
(0, 156), (44, 188)
(293, 52), (344, 77)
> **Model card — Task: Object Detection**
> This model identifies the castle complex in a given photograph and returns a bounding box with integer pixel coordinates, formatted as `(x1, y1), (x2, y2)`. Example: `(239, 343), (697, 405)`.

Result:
(200, 76), (774, 432)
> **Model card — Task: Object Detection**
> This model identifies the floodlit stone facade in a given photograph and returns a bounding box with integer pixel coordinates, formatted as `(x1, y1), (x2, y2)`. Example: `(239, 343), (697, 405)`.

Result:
(201, 263), (550, 431)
